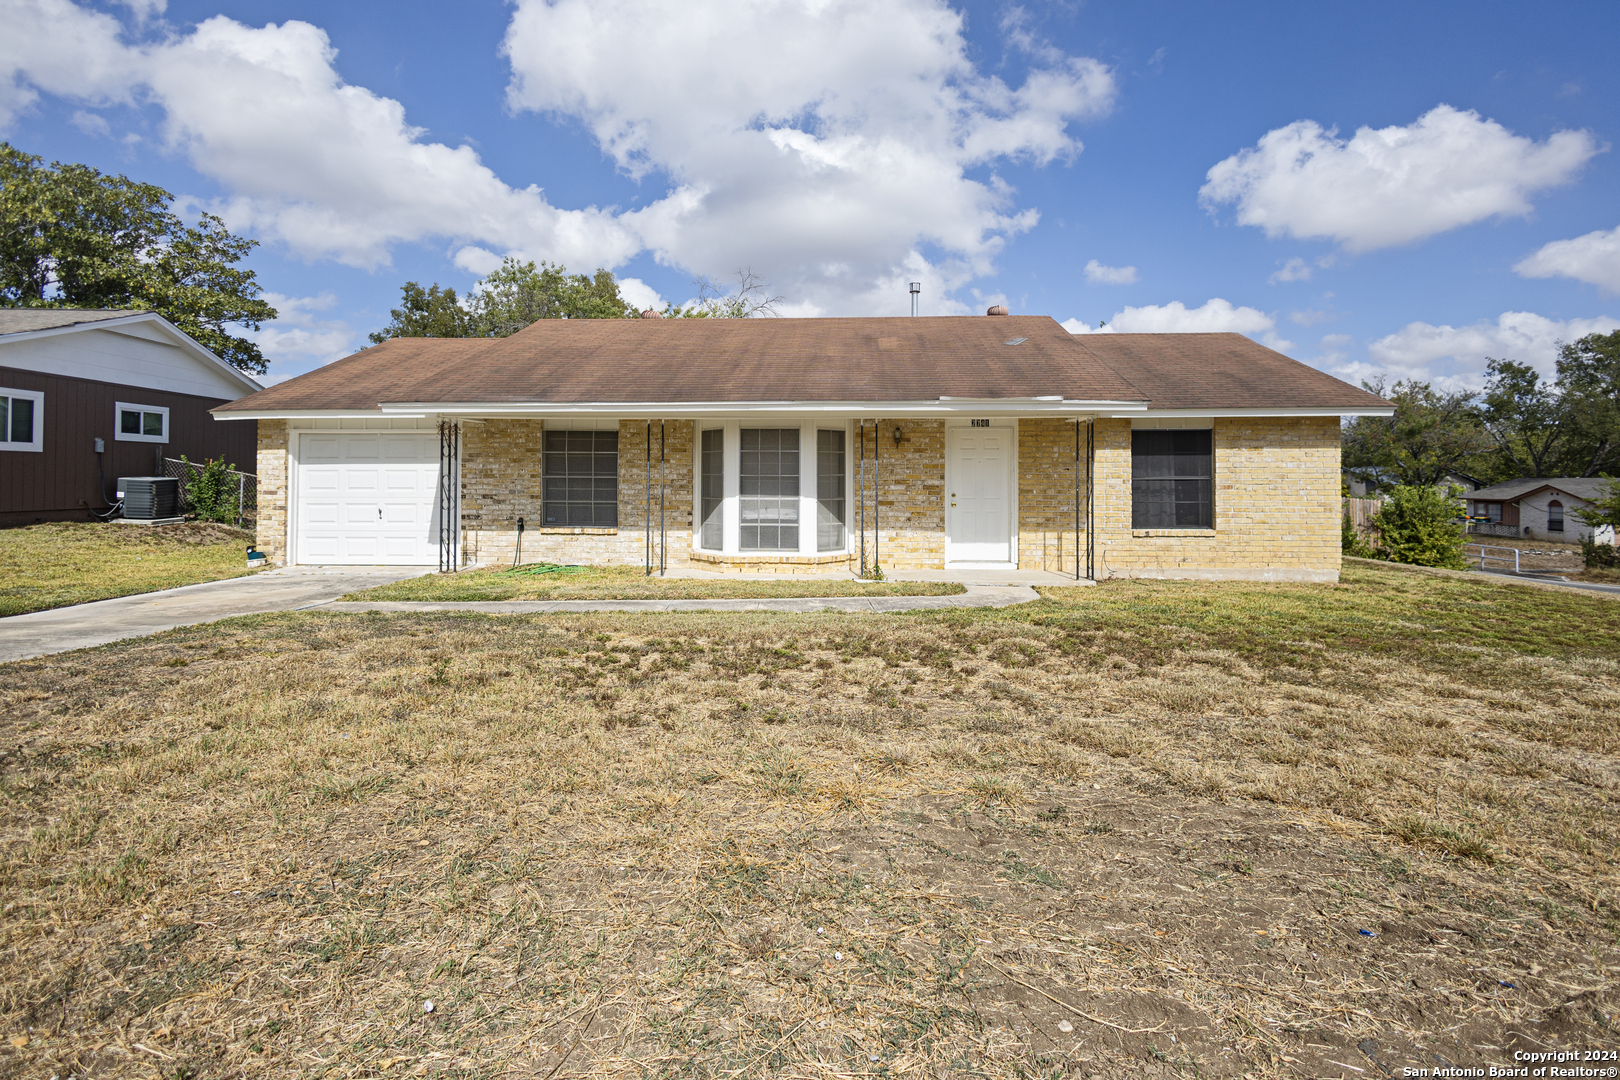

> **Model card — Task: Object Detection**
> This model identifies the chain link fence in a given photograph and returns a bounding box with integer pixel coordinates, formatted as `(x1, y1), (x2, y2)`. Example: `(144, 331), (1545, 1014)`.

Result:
(163, 458), (258, 529)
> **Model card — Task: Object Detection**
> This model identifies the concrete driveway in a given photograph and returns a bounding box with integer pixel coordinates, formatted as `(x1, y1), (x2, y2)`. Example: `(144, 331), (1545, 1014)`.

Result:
(0, 565), (430, 664)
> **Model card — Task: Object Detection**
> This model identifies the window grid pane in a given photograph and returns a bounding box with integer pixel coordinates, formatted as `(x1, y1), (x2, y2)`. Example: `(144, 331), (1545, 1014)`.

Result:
(740, 428), (799, 551)
(700, 429), (723, 549)
(0, 398), (9, 442)
(10, 398), (32, 444)
(1131, 429), (1213, 529)
(816, 429), (845, 551)
(143, 411), (164, 437)
(121, 409), (140, 435)
(541, 429), (618, 527)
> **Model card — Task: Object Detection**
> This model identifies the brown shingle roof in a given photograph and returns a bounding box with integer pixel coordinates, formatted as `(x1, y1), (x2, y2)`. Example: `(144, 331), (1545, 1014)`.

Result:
(215, 316), (1390, 414)
(1071, 332), (1391, 411)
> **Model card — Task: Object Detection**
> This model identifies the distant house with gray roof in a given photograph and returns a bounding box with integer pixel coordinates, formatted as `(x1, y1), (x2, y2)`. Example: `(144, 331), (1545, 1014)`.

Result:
(1466, 477), (1614, 542)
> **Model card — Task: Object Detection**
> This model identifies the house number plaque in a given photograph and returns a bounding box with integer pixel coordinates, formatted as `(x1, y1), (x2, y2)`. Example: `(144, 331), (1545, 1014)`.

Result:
(970, 418), (990, 427)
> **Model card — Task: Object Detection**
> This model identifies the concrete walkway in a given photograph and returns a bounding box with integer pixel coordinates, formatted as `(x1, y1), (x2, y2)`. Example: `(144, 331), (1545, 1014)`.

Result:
(325, 584), (1040, 616)
(0, 566), (428, 664)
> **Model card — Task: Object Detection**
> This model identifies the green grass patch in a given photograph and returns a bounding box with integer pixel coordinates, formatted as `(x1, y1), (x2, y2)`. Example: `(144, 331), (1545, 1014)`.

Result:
(1031, 557), (1620, 675)
(342, 563), (965, 601)
(0, 521), (257, 616)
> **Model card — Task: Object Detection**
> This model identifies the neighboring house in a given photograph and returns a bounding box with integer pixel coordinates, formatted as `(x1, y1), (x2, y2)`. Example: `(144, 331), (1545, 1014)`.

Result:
(215, 312), (1393, 581)
(1343, 470), (1482, 498)
(0, 310), (262, 527)
(1466, 477), (1613, 542)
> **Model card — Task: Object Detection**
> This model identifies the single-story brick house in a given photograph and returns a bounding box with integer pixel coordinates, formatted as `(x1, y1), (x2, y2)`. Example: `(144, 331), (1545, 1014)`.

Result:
(213, 312), (1392, 581)
(1467, 477), (1612, 541)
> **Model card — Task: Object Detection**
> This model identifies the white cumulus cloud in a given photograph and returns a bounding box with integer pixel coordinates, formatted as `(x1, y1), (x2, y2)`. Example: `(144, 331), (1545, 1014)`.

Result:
(1, 0), (1114, 312)
(248, 291), (355, 384)
(1515, 225), (1620, 294)
(1368, 310), (1620, 382)
(1064, 298), (1289, 350)
(1083, 259), (1137, 284)
(501, 0), (1115, 312)
(1269, 257), (1311, 284)
(1201, 105), (1600, 253)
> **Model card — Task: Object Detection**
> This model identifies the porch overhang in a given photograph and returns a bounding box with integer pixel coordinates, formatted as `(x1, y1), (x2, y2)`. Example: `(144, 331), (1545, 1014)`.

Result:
(362, 398), (1150, 420)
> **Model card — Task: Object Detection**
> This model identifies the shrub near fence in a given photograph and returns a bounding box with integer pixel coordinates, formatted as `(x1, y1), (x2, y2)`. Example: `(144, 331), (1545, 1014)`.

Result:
(164, 457), (257, 528)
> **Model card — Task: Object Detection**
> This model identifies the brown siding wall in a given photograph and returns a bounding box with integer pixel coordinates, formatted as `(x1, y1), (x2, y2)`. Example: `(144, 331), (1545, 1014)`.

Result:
(0, 366), (255, 527)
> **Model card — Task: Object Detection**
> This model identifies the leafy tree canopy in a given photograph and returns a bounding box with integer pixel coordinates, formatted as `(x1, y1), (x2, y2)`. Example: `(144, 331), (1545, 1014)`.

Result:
(0, 143), (277, 374)
(368, 258), (637, 344)
(1555, 330), (1620, 477)
(1342, 379), (1492, 489)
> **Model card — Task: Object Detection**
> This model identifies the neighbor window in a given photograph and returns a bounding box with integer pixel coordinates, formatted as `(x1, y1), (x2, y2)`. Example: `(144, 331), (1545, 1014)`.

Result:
(0, 387), (43, 452)
(115, 402), (169, 443)
(1131, 428), (1213, 529)
(542, 429), (618, 527)
(740, 428), (799, 550)
(817, 429), (846, 551)
(1548, 500), (1564, 533)
(699, 428), (723, 549)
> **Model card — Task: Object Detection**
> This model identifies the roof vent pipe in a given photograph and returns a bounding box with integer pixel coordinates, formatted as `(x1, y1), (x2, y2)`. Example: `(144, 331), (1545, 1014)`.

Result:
(909, 281), (921, 317)
(986, 304), (1009, 316)
(640, 309), (664, 319)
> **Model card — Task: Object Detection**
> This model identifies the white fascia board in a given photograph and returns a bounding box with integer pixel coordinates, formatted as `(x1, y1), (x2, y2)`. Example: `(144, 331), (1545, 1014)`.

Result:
(0, 312), (264, 396)
(1103, 406), (1396, 419)
(212, 409), (426, 421)
(374, 398), (1149, 418)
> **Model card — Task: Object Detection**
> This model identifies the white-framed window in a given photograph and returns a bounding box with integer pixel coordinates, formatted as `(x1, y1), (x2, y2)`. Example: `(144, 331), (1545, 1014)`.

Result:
(115, 402), (170, 444)
(1548, 500), (1564, 533)
(0, 387), (44, 452)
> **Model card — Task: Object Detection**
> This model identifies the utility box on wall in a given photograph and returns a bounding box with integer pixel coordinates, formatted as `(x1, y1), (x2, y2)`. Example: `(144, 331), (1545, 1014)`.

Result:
(117, 476), (180, 520)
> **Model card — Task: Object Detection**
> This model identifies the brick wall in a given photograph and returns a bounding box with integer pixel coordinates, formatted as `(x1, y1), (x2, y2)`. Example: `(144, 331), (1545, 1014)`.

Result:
(459, 419), (697, 569)
(252, 414), (1341, 579)
(1091, 416), (1342, 582)
(861, 420), (946, 571)
(1017, 418), (1085, 574)
(256, 419), (288, 565)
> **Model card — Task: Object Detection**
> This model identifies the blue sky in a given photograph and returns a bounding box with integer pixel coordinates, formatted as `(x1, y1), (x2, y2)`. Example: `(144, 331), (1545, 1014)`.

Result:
(3, 0), (1617, 388)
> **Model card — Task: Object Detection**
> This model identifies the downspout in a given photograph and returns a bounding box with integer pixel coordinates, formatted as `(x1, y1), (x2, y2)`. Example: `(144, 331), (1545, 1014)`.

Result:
(645, 420), (652, 577)
(659, 420), (667, 577)
(858, 420), (867, 577)
(1085, 419), (1095, 582)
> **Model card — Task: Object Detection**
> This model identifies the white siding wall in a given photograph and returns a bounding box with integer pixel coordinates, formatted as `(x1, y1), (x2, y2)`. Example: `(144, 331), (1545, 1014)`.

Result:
(0, 327), (251, 399)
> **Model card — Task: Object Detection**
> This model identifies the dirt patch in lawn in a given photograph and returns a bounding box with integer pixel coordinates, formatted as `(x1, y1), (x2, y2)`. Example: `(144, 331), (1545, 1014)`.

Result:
(0, 562), (1617, 1078)
(345, 563), (965, 602)
(0, 521), (257, 616)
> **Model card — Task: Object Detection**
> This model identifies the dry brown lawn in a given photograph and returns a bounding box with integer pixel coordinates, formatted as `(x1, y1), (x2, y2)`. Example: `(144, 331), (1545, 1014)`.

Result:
(1, 561), (1617, 1079)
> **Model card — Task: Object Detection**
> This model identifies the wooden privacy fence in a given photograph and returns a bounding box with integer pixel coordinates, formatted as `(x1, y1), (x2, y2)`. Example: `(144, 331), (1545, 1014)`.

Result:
(1343, 497), (1381, 544)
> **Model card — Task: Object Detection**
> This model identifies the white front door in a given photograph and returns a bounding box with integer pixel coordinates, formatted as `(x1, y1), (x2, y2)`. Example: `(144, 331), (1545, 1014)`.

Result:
(945, 424), (1012, 564)
(295, 432), (440, 564)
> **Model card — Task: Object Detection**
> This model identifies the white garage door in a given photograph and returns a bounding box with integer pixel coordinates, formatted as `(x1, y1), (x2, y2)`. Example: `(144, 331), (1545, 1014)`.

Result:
(295, 432), (441, 565)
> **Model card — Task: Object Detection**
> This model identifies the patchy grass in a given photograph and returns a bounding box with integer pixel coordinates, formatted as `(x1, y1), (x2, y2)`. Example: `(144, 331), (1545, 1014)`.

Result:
(1, 561), (1618, 1078)
(0, 521), (257, 616)
(345, 563), (965, 601)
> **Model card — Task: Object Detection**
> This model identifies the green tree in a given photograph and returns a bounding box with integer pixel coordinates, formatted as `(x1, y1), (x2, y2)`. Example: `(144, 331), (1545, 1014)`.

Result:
(368, 258), (638, 343)
(469, 258), (636, 334)
(1555, 330), (1620, 477)
(0, 143), (277, 373)
(1479, 358), (1572, 478)
(367, 282), (474, 343)
(1342, 379), (1491, 491)
(1371, 484), (1470, 569)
